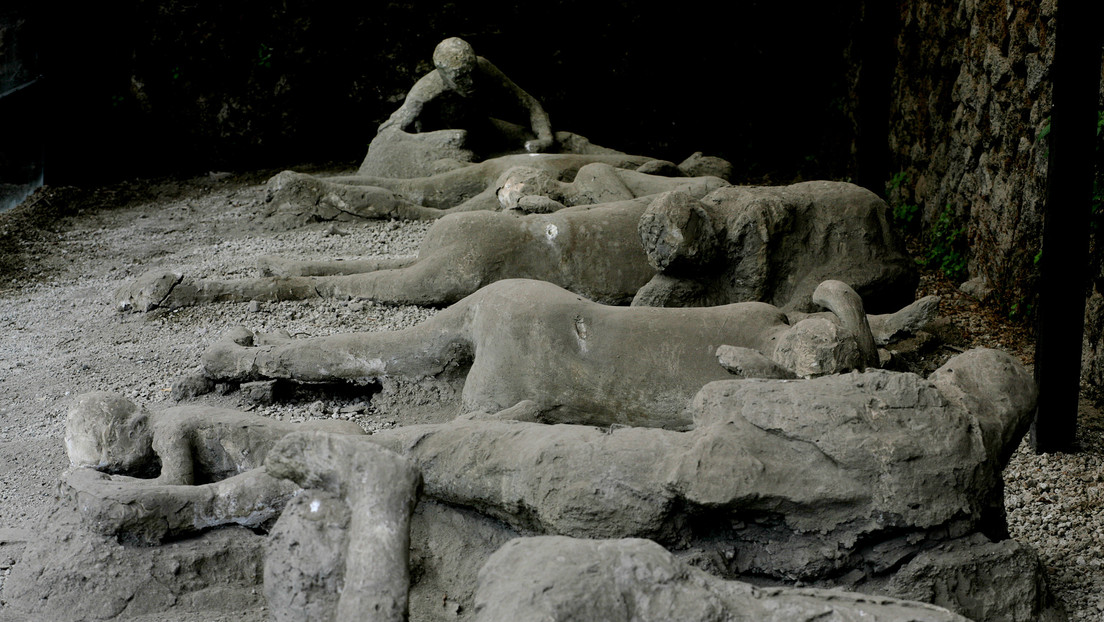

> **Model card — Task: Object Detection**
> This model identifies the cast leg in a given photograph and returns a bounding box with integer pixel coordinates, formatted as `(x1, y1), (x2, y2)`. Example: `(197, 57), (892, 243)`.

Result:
(257, 255), (417, 277)
(201, 300), (475, 384)
(266, 431), (421, 622)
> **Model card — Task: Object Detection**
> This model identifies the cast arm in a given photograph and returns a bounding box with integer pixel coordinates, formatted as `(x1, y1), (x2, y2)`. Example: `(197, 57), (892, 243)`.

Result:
(479, 59), (553, 152)
(377, 72), (443, 133)
(151, 428), (197, 485)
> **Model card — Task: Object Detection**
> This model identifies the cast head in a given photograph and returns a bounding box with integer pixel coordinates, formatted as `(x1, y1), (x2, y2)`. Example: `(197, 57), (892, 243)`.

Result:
(771, 317), (866, 378)
(433, 37), (478, 97)
(65, 392), (153, 473)
(495, 166), (564, 209)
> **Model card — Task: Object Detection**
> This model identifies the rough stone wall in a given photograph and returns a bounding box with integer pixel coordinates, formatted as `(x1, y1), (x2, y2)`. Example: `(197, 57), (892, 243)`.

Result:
(886, 0), (1104, 402)
(886, 0), (1054, 313)
(1084, 96), (1104, 401)
(1086, 282), (1104, 402)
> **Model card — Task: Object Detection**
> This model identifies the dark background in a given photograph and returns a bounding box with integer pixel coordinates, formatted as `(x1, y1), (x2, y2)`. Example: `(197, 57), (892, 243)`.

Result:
(4, 1), (865, 186)
(10, 2), (1104, 435)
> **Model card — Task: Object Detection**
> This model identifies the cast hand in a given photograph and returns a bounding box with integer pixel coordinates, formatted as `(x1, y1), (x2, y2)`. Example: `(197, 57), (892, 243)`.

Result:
(524, 137), (553, 153)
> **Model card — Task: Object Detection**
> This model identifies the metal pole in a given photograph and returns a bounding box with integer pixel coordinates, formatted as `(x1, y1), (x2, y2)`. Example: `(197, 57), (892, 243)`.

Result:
(1030, 1), (1103, 452)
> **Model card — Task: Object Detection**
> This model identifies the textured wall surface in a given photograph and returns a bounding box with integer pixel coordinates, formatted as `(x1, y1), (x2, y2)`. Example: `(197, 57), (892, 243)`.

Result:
(887, 0), (1055, 311)
(885, 0), (1104, 401)
(1085, 142), (1104, 399)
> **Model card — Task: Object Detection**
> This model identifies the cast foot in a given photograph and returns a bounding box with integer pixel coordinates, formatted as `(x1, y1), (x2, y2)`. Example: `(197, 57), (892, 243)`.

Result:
(263, 171), (343, 229)
(201, 328), (298, 382)
(458, 400), (546, 422)
(266, 170), (361, 215)
(510, 195), (565, 214)
(265, 170), (320, 204)
(257, 255), (298, 277)
(202, 328), (262, 382)
(634, 159), (685, 177)
(254, 328), (294, 345)
(265, 170), (400, 224)
(716, 345), (796, 379)
(115, 270), (185, 312)
(869, 295), (941, 345)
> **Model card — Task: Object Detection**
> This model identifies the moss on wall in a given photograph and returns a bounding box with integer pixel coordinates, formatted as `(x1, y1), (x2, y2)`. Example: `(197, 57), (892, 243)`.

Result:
(886, 0), (1055, 315)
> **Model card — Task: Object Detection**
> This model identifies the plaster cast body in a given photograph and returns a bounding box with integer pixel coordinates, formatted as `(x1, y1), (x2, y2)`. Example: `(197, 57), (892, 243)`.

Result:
(117, 165), (730, 312)
(117, 179), (916, 316)
(201, 278), (890, 429)
(61, 391), (364, 544)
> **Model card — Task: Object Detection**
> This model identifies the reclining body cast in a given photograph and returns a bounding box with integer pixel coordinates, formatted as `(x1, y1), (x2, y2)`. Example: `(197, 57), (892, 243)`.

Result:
(200, 279), (890, 429)
(118, 166), (731, 312)
(117, 179), (915, 315)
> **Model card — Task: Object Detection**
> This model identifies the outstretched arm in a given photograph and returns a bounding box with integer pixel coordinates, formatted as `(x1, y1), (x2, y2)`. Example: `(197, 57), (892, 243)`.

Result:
(61, 465), (297, 545)
(378, 99), (421, 134)
(377, 72), (442, 133)
(151, 430), (196, 485)
(478, 59), (553, 152)
(202, 300), (477, 385)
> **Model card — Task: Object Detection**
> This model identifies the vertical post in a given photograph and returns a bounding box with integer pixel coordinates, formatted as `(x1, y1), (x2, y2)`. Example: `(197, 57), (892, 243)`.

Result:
(1031, 1), (1103, 452)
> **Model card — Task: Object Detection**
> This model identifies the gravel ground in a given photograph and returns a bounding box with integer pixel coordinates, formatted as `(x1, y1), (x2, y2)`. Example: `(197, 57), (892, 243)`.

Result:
(0, 168), (1100, 620)
(1003, 406), (1104, 619)
(909, 253), (1104, 621)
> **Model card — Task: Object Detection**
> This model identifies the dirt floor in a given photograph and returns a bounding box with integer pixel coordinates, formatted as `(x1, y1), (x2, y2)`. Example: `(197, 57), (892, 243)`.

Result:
(0, 169), (1101, 620)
